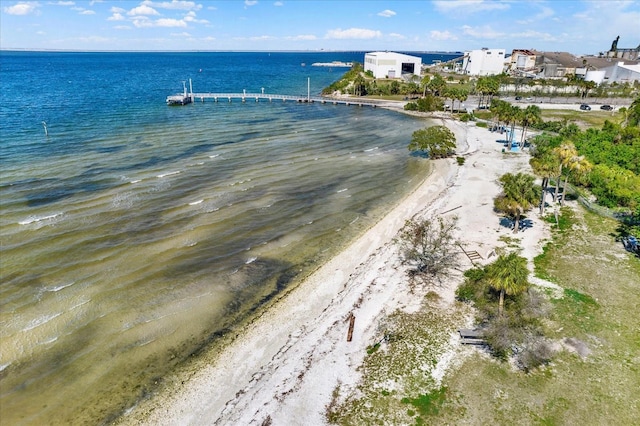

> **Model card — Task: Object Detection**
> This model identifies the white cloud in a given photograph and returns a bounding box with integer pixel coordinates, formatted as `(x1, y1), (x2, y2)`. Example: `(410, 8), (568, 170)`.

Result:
(144, 0), (202, 11)
(51, 1), (75, 5)
(285, 34), (317, 41)
(274, 1), (283, 6)
(462, 24), (504, 39)
(184, 11), (208, 24)
(388, 32), (405, 39)
(430, 30), (458, 41)
(79, 9), (95, 15)
(377, 9), (396, 18)
(512, 30), (556, 42)
(89, 0), (103, 5)
(3, 2), (40, 15)
(325, 28), (382, 40)
(170, 31), (191, 37)
(433, 0), (510, 14)
(128, 4), (159, 16)
(110, 6), (125, 13)
(108, 12), (125, 21)
(156, 18), (187, 27)
(250, 35), (275, 41)
(245, 0), (258, 6)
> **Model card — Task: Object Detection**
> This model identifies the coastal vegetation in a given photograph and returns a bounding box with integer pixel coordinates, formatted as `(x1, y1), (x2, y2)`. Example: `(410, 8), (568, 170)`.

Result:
(528, 96), (640, 238)
(493, 172), (541, 233)
(397, 216), (459, 284)
(407, 125), (457, 158)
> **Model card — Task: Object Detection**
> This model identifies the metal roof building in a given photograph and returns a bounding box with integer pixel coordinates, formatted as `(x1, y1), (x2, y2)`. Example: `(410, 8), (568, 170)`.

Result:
(364, 51), (422, 79)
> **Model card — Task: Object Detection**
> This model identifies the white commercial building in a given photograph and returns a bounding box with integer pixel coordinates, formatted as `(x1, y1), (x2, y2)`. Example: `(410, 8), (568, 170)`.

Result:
(364, 51), (422, 79)
(603, 61), (640, 83)
(462, 48), (506, 76)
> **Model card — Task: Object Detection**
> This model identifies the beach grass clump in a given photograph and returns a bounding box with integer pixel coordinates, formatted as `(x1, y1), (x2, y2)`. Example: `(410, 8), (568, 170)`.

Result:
(326, 298), (468, 424)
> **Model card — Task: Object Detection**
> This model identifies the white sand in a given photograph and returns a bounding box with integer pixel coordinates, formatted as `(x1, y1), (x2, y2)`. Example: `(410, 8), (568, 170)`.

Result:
(120, 116), (550, 426)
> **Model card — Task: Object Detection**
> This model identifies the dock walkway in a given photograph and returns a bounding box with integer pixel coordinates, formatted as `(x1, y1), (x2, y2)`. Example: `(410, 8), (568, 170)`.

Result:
(167, 92), (380, 108)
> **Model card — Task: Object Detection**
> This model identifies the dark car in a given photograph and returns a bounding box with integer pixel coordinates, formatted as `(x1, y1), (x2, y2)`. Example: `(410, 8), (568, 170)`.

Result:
(515, 96), (522, 100)
(600, 105), (613, 111)
(579, 104), (591, 111)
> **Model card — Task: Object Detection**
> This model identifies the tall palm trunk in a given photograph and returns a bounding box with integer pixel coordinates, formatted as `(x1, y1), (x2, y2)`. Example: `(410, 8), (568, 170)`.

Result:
(512, 211), (521, 234)
(540, 177), (548, 215)
(561, 175), (570, 206)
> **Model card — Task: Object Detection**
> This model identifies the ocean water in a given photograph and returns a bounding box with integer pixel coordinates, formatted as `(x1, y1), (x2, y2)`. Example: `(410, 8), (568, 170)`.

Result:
(0, 51), (458, 424)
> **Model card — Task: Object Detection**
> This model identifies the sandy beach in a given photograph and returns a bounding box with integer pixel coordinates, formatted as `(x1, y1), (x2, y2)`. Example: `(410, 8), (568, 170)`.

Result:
(119, 113), (550, 426)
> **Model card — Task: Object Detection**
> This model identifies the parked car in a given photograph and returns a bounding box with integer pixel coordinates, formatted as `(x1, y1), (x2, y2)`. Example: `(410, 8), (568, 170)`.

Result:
(600, 105), (613, 111)
(580, 104), (591, 111)
(515, 96), (522, 100)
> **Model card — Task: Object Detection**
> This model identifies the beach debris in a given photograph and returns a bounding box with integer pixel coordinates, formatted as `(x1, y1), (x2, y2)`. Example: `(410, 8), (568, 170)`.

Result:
(347, 313), (355, 342)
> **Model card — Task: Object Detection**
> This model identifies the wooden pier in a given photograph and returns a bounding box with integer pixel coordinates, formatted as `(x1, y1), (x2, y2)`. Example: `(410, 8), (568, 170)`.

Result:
(167, 92), (379, 108)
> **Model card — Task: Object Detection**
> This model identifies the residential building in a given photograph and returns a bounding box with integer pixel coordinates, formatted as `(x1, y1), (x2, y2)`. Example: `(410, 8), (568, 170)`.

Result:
(509, 49), (537, 76)
(533, 51), (580, 78)
(363, 52), (422, 79)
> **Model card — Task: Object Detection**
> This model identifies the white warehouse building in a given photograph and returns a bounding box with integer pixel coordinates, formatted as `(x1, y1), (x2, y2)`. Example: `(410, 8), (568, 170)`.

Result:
(364, 51), (422, 79)
(462, 48), (506, 76)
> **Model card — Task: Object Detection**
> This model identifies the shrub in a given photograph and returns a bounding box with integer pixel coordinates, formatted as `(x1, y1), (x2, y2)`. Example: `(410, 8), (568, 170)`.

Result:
(456, 156), (466, 165)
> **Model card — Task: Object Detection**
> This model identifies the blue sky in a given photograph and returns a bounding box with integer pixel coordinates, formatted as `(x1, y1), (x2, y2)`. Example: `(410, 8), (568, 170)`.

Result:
(1, 1), (639, 54)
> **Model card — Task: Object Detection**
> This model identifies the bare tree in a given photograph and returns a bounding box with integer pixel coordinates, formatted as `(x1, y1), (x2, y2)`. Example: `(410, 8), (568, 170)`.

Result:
(396, 215), (460, 284)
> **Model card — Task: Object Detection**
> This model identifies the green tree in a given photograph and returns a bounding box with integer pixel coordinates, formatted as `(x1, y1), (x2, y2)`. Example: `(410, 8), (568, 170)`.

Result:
(519, 105), (542, 147)
(530, 150), (561, 215)
(486, 252), (530, 316)
(494, 173), (541, 233)
(421, 75), (431, 97)
(408, 125), (457, 158)
(626, 95), (640, 127)
(553, 142), (578, 202)
(560, 155), (592, 206)
(427, 73), (446, 96)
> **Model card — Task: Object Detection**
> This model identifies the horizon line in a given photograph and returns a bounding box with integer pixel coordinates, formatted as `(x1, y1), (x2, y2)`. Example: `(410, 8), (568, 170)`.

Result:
(0, 48), (464, 54)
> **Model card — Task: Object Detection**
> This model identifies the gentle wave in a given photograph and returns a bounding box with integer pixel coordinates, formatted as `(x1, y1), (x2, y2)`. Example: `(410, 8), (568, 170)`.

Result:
(21, 312), (63, 332)
(18, 213), (63, 225)
(157, 171), (181, 178)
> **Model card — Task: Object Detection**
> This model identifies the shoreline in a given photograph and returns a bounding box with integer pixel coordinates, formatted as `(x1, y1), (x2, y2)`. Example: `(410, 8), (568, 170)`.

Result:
(119, 110), (549, 425)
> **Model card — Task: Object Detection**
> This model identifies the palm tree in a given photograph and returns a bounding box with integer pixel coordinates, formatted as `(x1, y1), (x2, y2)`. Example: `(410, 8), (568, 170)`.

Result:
(560, 155), (592, 206)
(553, 142), (578, 203)
(530, 151), (561, 215)
(494, 172), (540, 233)
(487, 252), (529, 316)
(519, 105), (541, 148)
(421, 75), (431, 98)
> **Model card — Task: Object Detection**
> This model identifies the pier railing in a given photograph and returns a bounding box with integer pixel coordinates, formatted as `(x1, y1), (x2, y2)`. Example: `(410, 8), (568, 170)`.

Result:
(167, 92), (380, 107)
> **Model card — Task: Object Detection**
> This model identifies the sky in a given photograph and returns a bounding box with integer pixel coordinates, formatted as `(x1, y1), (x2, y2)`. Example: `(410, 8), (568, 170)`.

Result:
(1, 0), (639, 55)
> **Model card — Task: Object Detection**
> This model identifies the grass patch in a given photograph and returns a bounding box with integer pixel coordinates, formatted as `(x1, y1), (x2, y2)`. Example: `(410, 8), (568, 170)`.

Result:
(401, 386), (448, 421)
(539, 109), (623, 129)
(326, 297), (468, 425)
(436, 205), (640, 425)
